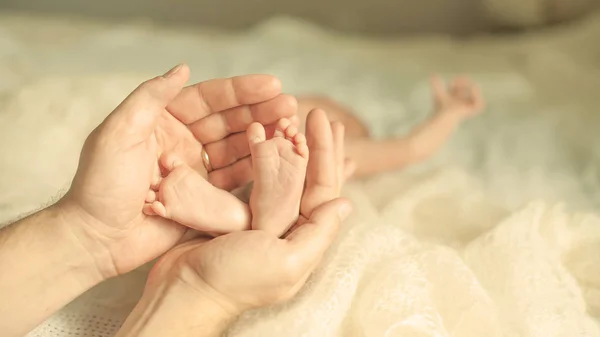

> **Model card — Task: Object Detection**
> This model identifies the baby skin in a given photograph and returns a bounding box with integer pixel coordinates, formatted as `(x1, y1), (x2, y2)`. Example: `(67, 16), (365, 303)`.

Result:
(247, 118), (308, 235)
(143, 154), (251, 234)
(143, 118), (308, 237)
(295, 75), (485, 179)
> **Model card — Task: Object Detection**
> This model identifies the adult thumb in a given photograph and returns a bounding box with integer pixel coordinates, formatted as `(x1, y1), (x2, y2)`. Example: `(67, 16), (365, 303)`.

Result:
(286, 198), (352, 269)
(102, 64), (190, 144)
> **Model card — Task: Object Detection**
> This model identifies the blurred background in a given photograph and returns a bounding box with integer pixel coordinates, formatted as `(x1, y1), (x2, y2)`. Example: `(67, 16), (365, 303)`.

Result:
(1, 2), (600, 336)
(1, 0), (599, 35)
(1, 0), (600, 216)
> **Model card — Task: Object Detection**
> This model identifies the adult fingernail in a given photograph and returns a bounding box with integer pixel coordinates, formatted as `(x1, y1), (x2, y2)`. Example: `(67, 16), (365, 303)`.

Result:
(338, 202), (352, 220)
(163, 63), (183, 78)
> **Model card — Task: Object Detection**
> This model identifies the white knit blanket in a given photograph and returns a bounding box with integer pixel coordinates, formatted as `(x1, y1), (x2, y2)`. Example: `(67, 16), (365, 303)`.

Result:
(0, 12), (599, 337)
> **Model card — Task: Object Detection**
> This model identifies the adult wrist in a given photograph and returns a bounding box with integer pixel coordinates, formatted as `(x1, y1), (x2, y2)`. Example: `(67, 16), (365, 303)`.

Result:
(54, 197), (118, 282)
(175, 261), (245, 318)
(52, 202), (109, 285)
(116, 269), (240, 337)
(0, 204), (106, 336)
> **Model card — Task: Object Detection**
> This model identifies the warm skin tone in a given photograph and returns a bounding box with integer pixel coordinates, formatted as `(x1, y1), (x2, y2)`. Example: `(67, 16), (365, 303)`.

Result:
(116, 110), (350, 337)
(0, 64), (481, 336)
(0, 64), (302, 337)
(139, 74), (481, 242)
(143, 117), (311, 238)
(296, 75), (486, 178)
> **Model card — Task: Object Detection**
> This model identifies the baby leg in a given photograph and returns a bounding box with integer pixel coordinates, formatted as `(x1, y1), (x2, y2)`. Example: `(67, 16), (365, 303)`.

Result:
(143, 154), (251, 234)
(248, 118), (309, 236)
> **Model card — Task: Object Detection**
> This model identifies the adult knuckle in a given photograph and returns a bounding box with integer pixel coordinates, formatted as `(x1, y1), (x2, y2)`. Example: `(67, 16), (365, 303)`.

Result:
(136, 77), (162, 100)
(137, 77), (157, 90)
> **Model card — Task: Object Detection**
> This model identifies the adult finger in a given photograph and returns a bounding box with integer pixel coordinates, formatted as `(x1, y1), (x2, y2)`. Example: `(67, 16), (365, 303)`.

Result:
(301, 109), (337, 218)
(202, 120), (281, 170)
(203, 132), (250, 169)
(167, 74), (282, 125)
(331, 121), (345, 191)
(207, 156), (254, 191)
(187, 94), (297, 145)
(343, 158), (357, 182)
(285, 198), (352, 271)
(103, 63), (190, 146)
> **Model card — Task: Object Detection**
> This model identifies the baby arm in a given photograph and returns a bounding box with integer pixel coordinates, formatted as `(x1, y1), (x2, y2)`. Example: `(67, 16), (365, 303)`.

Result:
(343, 75), (485, 178)
(403, 75), (485, 163)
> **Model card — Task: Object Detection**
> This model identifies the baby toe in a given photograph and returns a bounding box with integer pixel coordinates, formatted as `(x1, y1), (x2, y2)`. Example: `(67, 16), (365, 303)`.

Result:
(293, 133), (309, 159)
(247, 122), (267, 145)
(274, 118), (291, 138)
(145, 190), (157, 203)
(159, 153), (184, 173)
(293, 132), (307, 145)
(284, 124), (299, 141)
(143, 203), (158, 216)
(150, 201), (168, 218)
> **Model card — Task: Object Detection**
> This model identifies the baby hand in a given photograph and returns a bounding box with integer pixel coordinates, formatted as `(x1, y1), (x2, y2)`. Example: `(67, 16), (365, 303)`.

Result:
(430, 75), (485, 119)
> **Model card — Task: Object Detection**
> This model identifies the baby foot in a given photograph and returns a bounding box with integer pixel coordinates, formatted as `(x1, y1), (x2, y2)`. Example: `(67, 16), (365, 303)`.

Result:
(143, 154), (251, 234)
(248, 118), (309, 236)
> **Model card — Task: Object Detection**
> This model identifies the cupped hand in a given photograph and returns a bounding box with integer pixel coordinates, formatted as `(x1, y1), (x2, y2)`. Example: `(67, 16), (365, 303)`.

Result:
(60, 64), (296, 278)
(146, 109), (352, 313)
(431, 75), (485, 118)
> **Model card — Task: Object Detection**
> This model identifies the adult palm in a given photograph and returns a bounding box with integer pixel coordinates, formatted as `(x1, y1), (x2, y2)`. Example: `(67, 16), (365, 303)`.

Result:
(146, 109), (350, 312)
(62, 64), (296, 278)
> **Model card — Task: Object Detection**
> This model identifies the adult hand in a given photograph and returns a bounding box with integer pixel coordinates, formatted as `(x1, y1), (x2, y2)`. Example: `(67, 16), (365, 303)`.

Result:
(123, 110), (351, 333)
(60, 64), (297, 279)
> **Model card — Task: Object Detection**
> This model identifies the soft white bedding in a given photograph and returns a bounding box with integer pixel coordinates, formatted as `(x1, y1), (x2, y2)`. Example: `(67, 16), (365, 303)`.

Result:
(0, 12), (599, 337)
